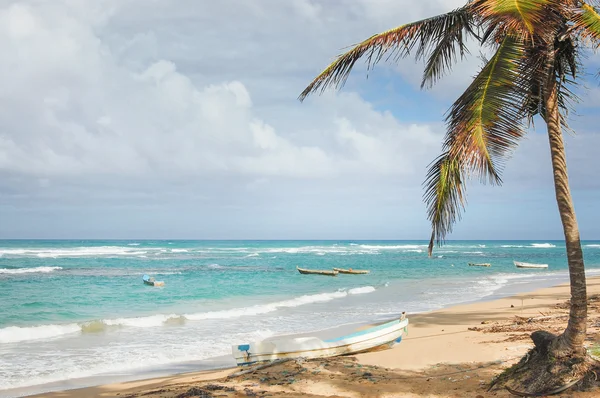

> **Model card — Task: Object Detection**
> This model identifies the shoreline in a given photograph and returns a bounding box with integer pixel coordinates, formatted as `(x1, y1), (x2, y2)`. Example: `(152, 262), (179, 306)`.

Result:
(11, 275), (600, 397)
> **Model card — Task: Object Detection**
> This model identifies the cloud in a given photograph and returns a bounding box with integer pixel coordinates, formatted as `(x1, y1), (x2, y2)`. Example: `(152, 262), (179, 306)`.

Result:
(0, 0), (599, 239)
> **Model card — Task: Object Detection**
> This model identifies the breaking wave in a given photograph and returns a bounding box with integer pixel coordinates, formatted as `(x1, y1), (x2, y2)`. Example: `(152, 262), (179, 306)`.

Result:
(0, 266), (62, 274)
(0, 286), (377, 344)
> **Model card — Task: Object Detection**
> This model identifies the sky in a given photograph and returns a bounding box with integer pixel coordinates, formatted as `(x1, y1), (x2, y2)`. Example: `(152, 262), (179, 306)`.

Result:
(1, 0), (600, 240)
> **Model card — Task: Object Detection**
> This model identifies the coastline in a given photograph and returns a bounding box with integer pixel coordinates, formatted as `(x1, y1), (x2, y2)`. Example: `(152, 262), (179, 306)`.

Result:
(15, 275), (600, 398)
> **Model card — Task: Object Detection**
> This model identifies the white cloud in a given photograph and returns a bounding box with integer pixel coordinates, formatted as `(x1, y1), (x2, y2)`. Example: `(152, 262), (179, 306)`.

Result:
(0, 0), (599, 239)
(0, 0), (447, 181)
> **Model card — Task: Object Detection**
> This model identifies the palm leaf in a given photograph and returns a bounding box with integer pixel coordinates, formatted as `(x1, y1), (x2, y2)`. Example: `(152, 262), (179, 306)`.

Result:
(519, 34), (579, 129)
(420, 10), (477, 88)
(299, 7), (477, 100)
(423, 154), (465, 257)
(471, 0), (559, 42)
(425, 36), (528, 254)
(572, 2), (600, 47)
(445, 35), (526, 180)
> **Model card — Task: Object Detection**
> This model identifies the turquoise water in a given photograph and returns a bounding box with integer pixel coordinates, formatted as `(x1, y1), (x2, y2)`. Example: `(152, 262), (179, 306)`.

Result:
(1, 239), (600, 393)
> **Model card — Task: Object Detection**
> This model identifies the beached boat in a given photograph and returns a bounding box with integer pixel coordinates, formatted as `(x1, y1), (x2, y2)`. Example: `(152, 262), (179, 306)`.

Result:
(468, 263), (491, 267)
(232, 314), (409, 366)
(142, 274), (165, 286)
(333, 267), (370, 274)
(296, 266), (338, 276)
(514, 261), (549, 269)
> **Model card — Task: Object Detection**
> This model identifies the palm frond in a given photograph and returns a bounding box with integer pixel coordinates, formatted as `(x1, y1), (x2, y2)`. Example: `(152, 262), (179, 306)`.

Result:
(471, 0), (561, 42)
(445, 35), (526, 181)
(423, 154), (465, 257)
(420, 10), (477, 88)
(299, 7), (477, 100)
(425, 36), (528, 252)
(572, 2), (600, 47)
(518, 34), (579, 129)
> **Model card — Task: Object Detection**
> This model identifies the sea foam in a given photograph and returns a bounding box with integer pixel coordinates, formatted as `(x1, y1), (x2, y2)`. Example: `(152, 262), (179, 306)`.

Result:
(0, 323), (80, 343)
(0, 266), (62, 274)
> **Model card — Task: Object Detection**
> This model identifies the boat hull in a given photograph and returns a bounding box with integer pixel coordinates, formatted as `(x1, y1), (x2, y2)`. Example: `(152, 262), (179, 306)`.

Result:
(232, 317), (408, 366)
(142, 275), (165, 286)
(333, 268), (370, 274)
(514, 261), (548, 269)
(296, 267), (338, 276)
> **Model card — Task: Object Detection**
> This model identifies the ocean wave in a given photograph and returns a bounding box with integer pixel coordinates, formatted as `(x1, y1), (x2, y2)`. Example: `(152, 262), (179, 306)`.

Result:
(348, 286), (376, 295)
(171, 249), (188, 253)
(0, 323), (80, 343)
(186, 287), (377, 321)
(0, 286), (378, 344)
(501, 245), (525, 248)
(531, 243), (556, 248)
(0, 246), (152, 258)
(585, 244), (600, 248)
(0, 266), (62, 274)
(359, 244), (424, 250)
(245, 253), (259, 257)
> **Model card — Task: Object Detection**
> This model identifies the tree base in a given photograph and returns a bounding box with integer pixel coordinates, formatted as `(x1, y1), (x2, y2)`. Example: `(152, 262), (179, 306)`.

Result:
(490, 331), (600, 396)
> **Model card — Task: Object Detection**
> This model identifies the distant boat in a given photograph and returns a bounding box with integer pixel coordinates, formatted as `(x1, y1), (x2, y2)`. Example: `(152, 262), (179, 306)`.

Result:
(232, 313), (408, 366)
(468, 263), (491, 267)
(514, 261), (549, 269)
(142, 274), (165, 286)
(296, 266), (338, 276)
(333, 267), (370, 274)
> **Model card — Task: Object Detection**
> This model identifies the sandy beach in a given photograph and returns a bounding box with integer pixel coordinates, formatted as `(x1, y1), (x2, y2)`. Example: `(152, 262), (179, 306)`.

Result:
(20, 276), (600, 397)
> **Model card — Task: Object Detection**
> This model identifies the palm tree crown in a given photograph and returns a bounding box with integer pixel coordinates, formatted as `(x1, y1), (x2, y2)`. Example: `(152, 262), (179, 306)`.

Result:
(300, 0), (600, 257)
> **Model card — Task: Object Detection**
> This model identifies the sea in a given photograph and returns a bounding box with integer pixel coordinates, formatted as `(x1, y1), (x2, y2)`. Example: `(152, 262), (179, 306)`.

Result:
(2, 239), (600, 396)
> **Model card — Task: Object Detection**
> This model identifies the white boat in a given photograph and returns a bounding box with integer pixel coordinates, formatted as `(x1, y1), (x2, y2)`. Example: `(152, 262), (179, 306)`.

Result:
(232, 314), (408, 366)
(514, 261), (549, 269)
(142, 274), (165, 286)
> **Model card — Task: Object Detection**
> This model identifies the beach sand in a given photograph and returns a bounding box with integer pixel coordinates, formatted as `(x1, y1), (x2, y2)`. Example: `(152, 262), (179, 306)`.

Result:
(27, 277), (600, 397)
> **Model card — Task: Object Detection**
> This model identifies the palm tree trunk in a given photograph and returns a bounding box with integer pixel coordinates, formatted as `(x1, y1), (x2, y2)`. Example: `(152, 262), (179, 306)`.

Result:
(544, 79), (587, 356)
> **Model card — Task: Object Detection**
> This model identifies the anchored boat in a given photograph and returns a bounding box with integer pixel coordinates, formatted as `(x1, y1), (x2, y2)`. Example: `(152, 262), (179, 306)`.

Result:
(232, 313), (408, 366)
(468, 263), (491, 267)
(296, 266), (338, 276)
(514, 261), (549, 269)
(333, 267), (370, 274)
(142, 274), (165, 286)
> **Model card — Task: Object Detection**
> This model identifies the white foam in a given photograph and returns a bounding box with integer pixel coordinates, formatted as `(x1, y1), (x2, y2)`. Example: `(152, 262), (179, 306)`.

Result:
(359, 244), (424, 250)
(348, 286), (376, 295)
(171, 249), (188, 253)
(245, 253), (259, 257)
(531, 243), (556, 248)
(0, 246), (153, 258)
(0, 266), (62, 274)
(0, 323), (80, 343)
(186, 287), (375, 321)
(128, 243), (140, 246)
(585, 244), (600, 248)
(103, 314), (179, 328)
(501, 245), (525, 248)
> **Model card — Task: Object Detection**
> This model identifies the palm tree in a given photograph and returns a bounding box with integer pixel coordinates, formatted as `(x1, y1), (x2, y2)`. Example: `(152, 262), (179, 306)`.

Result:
(300, 0), (600, 393)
